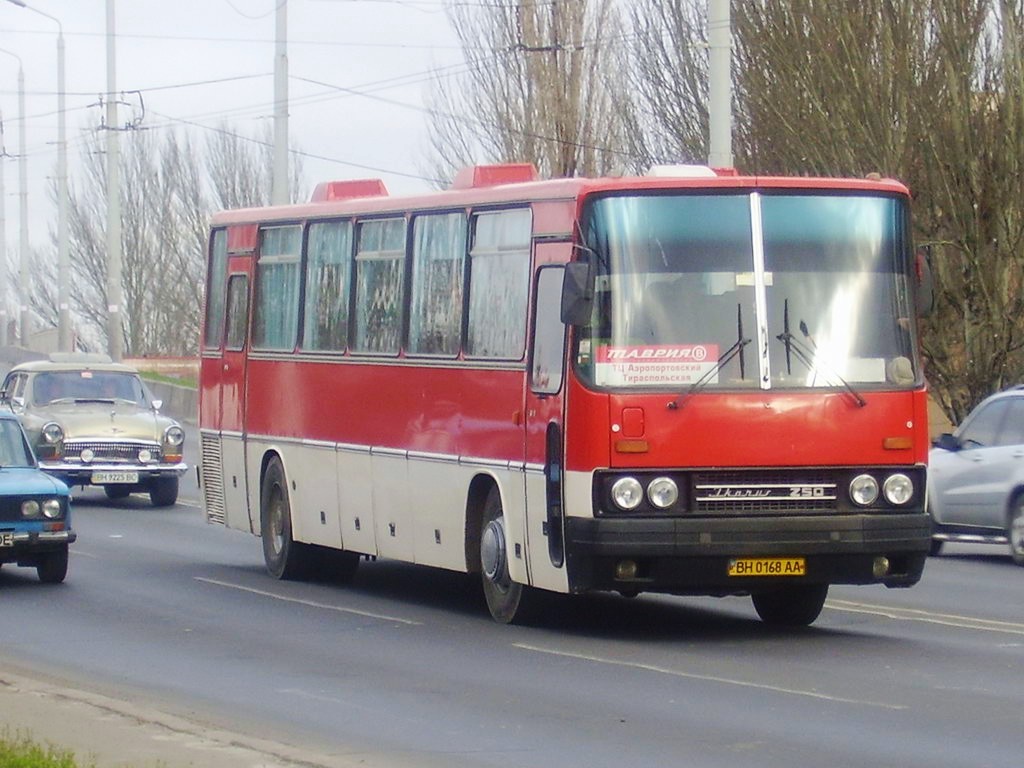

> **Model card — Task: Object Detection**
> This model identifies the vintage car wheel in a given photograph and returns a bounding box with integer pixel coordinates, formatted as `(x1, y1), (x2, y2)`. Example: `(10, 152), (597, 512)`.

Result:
(751, 584), (829, 626)
(104, 485), (132, 500)
(36, 544), (68, 584)
(480, 485), (533, 624)
(149, 476), (179, 507)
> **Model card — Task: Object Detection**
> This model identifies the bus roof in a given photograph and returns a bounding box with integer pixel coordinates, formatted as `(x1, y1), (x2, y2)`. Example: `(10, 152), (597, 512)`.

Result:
(210, 165), (911, 227)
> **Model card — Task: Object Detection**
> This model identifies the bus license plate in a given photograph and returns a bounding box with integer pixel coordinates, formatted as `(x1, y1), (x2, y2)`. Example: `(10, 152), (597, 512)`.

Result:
(91, 471), (139, 484)
(1, 532), (13, 547)
(728, 557), (806, 577)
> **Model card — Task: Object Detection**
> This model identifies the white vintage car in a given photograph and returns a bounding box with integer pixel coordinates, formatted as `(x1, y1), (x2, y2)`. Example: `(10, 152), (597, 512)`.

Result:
(1, 353), (187, 507)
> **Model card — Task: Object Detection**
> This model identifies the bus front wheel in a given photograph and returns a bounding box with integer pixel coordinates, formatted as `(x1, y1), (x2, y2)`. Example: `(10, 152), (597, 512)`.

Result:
(751, 584), (828, 627)
(480, 486), (532, 624)
(261, 456), (312, 580)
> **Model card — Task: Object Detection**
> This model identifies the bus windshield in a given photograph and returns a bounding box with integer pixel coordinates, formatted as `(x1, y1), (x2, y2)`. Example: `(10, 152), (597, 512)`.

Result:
(577, 191), (918, 392)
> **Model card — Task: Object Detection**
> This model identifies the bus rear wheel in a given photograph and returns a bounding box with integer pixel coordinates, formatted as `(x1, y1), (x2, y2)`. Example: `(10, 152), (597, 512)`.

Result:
(751, 584), (828, 627)
(261, 456), (313, 580)
(480, 486), (532, 624)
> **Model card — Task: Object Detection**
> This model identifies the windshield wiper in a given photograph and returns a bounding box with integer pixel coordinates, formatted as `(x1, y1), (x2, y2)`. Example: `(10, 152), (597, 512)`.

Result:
(668, 304), (750, 410)
(776, 301), (866, 408)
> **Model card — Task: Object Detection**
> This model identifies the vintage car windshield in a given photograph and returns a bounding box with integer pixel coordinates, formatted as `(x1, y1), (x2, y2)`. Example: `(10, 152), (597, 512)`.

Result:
(32, 371), (148, 406)
(0, 419), (35, 467)
(576, 191), (918, 391)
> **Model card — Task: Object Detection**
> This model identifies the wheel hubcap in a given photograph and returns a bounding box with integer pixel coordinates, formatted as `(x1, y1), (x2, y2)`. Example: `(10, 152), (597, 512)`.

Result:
(481, 518), (508, 586)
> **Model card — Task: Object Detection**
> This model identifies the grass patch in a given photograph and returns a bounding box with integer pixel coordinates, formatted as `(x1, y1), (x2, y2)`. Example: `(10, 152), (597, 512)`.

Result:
(0, 732), (84, 768)
(139, 371), (197, 389)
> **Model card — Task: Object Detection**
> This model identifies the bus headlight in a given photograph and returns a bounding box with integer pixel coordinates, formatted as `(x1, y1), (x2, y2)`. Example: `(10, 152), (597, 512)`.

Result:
(850, 474), (879, 506)
(41, 422), (64, 444)
(647, 477), (679, 509)
(883, 473), (913, 505)
(611, 477), (644, 511)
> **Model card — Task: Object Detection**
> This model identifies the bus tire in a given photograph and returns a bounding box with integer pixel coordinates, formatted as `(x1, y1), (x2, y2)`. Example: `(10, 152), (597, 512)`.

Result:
(480, 485), (533, 624)
(751, 584), (828, 627)
(261, 456), (312, 581)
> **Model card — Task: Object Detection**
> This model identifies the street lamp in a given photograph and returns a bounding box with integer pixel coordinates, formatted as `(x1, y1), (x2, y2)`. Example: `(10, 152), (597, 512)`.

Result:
(7, 0), (71, 351)
(0, 46), (29, 347)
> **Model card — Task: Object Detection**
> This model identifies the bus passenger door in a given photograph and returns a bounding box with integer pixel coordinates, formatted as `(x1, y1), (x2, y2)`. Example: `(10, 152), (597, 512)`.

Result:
(219, 265), (254, 532)
(524, 262), (571, 593)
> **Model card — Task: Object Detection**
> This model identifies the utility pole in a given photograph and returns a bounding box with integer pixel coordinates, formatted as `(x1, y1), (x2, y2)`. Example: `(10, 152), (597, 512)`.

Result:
(707, 0), (733, 168)
(7, 0), (71, 351)
(0, 110), (7, 346)
(106, 0), (123, 361)
(271, 0), (289, 205)
(17, 62), (28, 346)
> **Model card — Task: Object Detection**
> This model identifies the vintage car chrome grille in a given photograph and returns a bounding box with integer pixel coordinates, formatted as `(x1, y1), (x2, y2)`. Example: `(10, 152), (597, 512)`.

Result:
(692, 471), (838, 513)
(62, 440), (163, 464)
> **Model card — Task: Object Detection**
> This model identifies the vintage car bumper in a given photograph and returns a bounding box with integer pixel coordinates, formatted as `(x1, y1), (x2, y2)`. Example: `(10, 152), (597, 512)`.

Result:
(39, 461), (188, 484)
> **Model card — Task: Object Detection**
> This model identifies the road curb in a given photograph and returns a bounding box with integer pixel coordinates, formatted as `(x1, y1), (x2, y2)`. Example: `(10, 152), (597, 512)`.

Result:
(0, 665), (371, 768)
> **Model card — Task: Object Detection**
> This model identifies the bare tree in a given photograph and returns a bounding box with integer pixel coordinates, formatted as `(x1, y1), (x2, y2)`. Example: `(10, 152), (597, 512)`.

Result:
(630, 0), (1024, 422)
(425, 0), (637, 183)
(206, 122), (305, 210)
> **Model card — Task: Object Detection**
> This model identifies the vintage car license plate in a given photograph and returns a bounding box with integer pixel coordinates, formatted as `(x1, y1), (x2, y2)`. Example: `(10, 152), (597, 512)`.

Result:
(728, 557), (806, 577)
(1, 532), (13, 547)
(91, 471), (139, 484)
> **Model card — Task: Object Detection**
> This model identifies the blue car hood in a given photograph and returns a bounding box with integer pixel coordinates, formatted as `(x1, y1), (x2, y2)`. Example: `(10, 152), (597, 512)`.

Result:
(0, 467), (70, 496)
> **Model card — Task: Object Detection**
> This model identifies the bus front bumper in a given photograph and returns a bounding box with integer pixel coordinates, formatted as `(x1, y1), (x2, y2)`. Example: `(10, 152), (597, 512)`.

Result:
(563, 513), (930, 594)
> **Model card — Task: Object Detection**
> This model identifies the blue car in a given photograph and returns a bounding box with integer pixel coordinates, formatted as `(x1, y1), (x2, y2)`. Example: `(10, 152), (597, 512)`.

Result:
(0, 408), (75, 583)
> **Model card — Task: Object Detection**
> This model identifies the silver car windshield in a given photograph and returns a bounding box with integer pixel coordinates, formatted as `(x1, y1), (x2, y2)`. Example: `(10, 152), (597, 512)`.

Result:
(577, 191), (919, 392)
(32, 371), (148, 406)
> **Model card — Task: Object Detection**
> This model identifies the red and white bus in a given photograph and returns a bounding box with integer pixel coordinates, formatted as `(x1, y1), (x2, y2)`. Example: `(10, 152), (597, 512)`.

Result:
(199, 163), (931, 626)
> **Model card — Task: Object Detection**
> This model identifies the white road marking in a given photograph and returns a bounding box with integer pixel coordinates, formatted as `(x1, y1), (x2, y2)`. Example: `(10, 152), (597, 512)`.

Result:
(513, 643), (906, 710)
(825, 599), (1024, 636)
(193, 576), (422, 625)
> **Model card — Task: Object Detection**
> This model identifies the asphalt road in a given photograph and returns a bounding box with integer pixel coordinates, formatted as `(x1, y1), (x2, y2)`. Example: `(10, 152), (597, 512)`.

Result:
(2, 436), (1022, 767)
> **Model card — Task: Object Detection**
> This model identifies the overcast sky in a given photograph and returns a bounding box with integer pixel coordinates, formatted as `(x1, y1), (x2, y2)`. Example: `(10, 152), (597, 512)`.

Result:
(0, 0), (463, 252)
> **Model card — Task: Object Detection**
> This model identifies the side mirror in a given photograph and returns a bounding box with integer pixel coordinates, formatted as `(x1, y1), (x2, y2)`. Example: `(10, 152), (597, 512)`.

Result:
(152, 399), (163, 412)
(560, 261), (594, 326)
(933, 432), (960, 452)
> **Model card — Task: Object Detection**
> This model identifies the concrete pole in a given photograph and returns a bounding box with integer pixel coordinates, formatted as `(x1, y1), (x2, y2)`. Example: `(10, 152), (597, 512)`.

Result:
(707, 0), (733, 168)
(17, 64), (30, 347)
(0, 110), (7, 347)
(271, 0), (289, 205)
(106, 0), (123, 361)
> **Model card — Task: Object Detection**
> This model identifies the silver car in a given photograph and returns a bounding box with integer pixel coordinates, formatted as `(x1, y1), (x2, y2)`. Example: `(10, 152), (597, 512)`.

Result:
(1, 354), (187, 507)
(928, 386), (1024, 565)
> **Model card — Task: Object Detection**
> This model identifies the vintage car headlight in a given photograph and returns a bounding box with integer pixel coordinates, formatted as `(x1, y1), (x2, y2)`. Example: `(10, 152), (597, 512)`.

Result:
(850, 474), (879, 506)
(41, 422), (64, 444)
(647, 477), (679, 509)
(21, 500), (40, 518)
(42, 498), (63, 519)
(611, 476), (644, 511)
(138, 448), (153, 463)
(883, 473), (913, 505)
(164, 425), (185, 447)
